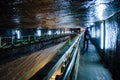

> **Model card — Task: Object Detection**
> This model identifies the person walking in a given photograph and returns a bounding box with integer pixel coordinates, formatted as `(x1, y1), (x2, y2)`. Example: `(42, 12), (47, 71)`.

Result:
(83, 28), (90, 50)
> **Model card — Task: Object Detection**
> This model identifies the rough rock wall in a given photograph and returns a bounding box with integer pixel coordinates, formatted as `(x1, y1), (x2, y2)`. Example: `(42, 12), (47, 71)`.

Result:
(91, 12), (120, 80)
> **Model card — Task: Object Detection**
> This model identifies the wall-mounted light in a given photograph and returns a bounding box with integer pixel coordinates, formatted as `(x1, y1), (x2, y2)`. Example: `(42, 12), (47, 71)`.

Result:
(13, 18), (20, 24)
(56, 30), (60, 34)
(48, 30), (52, 35)
(15, 29), (21, 39)
(101, 22), (104, 49)
(62, 31), (64, 34)
(96, 29), (100, 38)
(72, 30), (74, 33)
(90, 22), (94, 26)
(65, 30), (70, 34)
(37, 29), (41, 36)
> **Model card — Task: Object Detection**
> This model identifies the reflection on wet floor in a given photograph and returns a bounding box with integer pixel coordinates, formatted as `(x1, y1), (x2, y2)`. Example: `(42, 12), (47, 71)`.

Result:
(77, 43), (113, 80)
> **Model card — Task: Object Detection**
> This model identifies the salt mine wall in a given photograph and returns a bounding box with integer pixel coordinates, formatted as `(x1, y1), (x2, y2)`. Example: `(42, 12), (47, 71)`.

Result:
(91, 12), (120, 80)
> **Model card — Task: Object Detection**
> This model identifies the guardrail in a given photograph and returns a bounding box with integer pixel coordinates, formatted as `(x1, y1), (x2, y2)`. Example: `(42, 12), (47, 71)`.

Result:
(60, 40), (79, 80)
(42, 34), (81, 80)
(0, 34), (71, 48)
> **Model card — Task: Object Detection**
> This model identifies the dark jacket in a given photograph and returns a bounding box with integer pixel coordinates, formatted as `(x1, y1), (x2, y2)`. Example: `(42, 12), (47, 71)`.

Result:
(84, 29), (90, 40)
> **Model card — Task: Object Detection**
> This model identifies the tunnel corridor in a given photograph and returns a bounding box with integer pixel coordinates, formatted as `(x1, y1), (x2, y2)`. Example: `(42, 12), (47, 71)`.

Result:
(77, 42), (112, 80)
(0, 0), (120, 80)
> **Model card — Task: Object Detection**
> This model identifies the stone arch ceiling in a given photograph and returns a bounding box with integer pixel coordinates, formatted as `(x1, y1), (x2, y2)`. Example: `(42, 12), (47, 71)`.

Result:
(0, 0), (120, 28)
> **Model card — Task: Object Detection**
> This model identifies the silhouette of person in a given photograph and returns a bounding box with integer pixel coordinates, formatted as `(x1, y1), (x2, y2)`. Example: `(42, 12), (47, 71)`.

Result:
(83, 28), (90, 50)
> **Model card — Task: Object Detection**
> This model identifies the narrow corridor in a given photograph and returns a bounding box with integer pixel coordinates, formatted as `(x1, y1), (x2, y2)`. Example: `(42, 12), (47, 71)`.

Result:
(77, 42), (113, 80)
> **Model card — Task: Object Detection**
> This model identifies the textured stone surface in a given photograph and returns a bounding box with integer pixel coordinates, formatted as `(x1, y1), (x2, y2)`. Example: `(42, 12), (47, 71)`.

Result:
(91, 12), (120, 80)
(0, 0), (120, 28)
(77, 42), (112, 80)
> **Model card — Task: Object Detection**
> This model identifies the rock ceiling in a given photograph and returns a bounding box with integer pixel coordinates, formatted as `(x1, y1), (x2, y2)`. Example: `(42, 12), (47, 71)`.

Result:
(0, 0), (120, 28)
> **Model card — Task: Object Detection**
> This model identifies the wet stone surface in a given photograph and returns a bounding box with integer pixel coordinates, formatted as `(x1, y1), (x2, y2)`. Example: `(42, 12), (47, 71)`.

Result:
(0, 0), (120, 28)
(77, 42), (113, 80)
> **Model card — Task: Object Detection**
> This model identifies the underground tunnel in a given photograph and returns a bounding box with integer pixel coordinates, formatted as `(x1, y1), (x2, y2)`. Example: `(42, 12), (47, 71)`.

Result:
(0, 0), (120, 80)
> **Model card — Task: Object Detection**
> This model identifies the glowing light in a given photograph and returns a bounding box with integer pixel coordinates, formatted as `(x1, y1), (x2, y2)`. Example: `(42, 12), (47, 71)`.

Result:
(97, 29), (100, 38)
(101, 22), (104, 49)
(105, 26), (108, 49)
(90, 22), (94, 26)
(65, 31), (71, 34)
(37, 29), (41, 36)
(15, 30), (21, 39)
(13, 18), (20, 24)
(48, 30), (52, 35)
(51, 75), (56, 79)
(56, 30), (60, 34)
(62, 31), (64, 34)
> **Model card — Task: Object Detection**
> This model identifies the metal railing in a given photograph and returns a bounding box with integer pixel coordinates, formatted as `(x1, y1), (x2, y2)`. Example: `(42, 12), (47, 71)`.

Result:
(59, 34), (81, 80)
(59, 33), (84, 80)
(60, 43), (79, 80)
(42, 34), (81, 80)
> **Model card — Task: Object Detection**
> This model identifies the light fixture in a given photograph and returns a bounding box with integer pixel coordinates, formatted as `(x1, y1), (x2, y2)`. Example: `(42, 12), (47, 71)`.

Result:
(65, 30), (70, 34)
(90, 22), (94, 26)
(62, 31), (64, 34)
(56, 30), (60, 34)
(13, 18), (20, 24)
(48, 30), (52, 35)
(101, 22), (104, 49)
(37, 29), (41, 36)
(15, 29), (21, 39)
